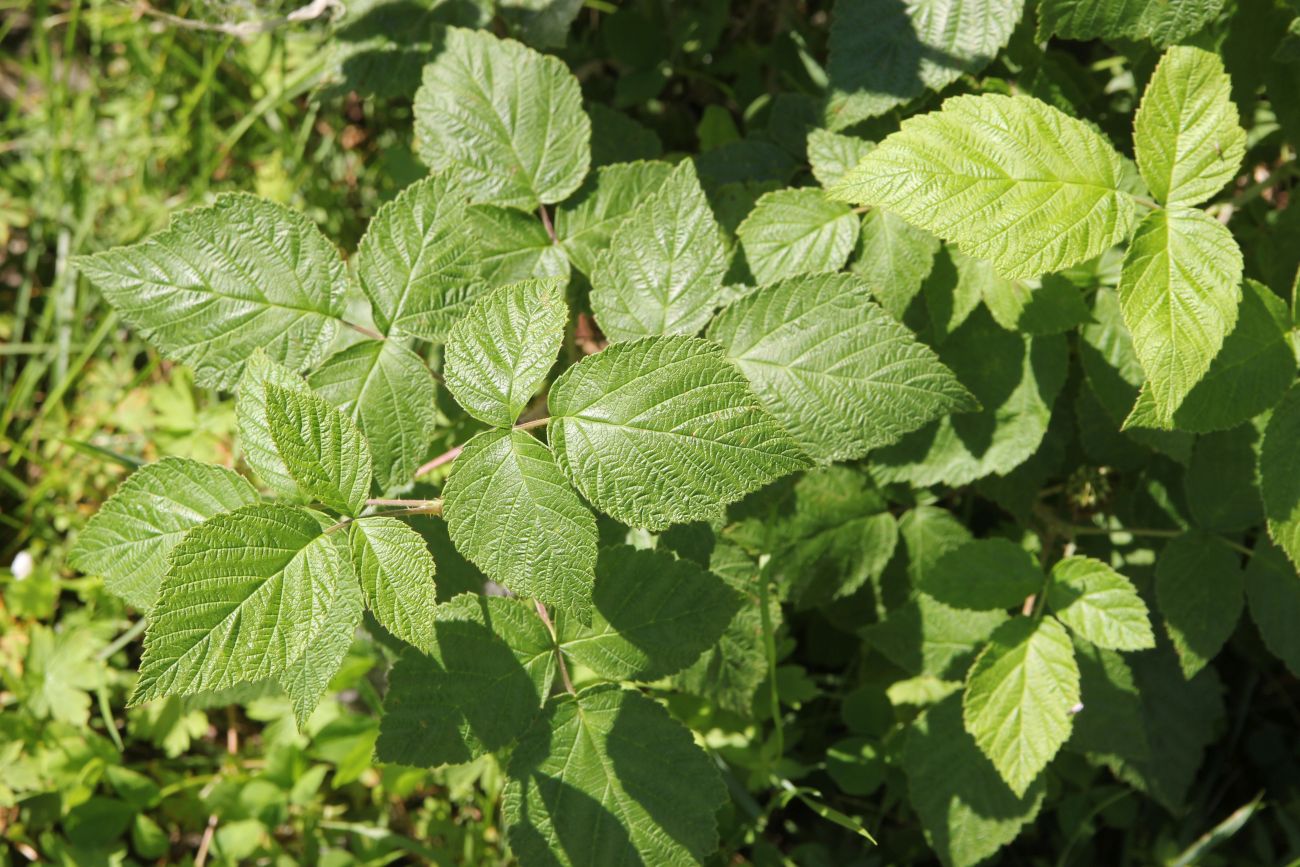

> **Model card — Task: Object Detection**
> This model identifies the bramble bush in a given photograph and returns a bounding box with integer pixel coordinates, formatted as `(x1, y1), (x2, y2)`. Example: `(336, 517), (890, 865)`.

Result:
(58, 0), (1300, 864)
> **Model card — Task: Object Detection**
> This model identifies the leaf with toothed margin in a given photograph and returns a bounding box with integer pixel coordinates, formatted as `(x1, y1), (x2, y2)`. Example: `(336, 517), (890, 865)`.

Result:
(350, 517), (437, 653)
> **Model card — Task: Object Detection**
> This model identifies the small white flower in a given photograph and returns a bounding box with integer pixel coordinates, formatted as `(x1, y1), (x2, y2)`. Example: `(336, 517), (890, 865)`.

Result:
(11, 550), (33, 581)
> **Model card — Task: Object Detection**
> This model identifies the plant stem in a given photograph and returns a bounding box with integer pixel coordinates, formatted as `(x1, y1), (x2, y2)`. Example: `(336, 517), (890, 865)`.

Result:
(343, 320), (384, 340)
(756, 562), (783, 769)
(325, 500), (443, 534)
(414, 445), (463, 479)
(538, 203), (557, 243)
(515, 416), (550, 432)
(533, 599), (576, 695)
(1067, 525), (1253, 557)
(97, 618), (147, 660)
(1132, 195), (1163, 211)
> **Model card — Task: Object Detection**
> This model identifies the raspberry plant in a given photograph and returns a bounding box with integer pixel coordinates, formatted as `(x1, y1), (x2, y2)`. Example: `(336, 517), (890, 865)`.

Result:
(67, 7), (1300, 866)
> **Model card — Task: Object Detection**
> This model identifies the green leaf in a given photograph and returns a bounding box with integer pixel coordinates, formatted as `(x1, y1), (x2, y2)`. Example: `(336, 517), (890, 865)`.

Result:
(376, 594), (556, 767)
(864, 593), (1007, 679)
(556, 545), (742, 681)
(735, 188), (859, 284)
(589, 160), (728, 342)
(980, 274), (1092, 336)
(354, 175), (487, 341)
(1046, 556), (1155, 651)
(902, 694), (1045, 867)
(68, 458), (259, 611)
(1038, 0), (1224, 48)
(499, 0), (583, 48)
(503, 684), (726, 866)
(414, 27), (590, 208)
(825, 0), (1025, 129)
(1117, 208), (1243, 425)
(308, 339), (438, 494)
(444, 278), (568, 427)
(1135, 46), (1245, 207)
(1245, 538), (1300, 678)
(920, 538), (1041, 611)
(707, 272), (976, 462)
(1262, 384), (1300, 571)
(962, 616), (1080, 797)
(831, 94), (1137, 279)
(807, 130), (874, 189)
(1155, 532), (1244, 677)
(132, 504), (354, 705)
(548, 335), (811, 530)
(923, 248), (986, 343)
(556, 161), (674, 276)
(1185, 424), (1264, 532)
(265, 383), (373, 516)
(75, 194), (345, 390)
(350, 517), (437, 652)
(899, 505), (973, 586)
(849, 209), (941, 320)
(236, 352), (316, 498)
(1067, 640), (1148, 763)
(443, 428), (598, 617)
(466, 205), (571, 286)
(278, 552), (363, 728)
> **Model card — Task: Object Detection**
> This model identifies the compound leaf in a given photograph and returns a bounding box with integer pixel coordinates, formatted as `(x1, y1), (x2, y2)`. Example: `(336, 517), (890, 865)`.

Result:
(264, 383), (373, 517)
(735, 188), (859, 284)
(350, 517), (438, 652)
(1047, 556), (1155, 651)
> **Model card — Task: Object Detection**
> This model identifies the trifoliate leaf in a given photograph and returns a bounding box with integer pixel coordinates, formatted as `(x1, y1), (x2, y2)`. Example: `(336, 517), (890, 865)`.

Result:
(1245, 538), (1300, 678)
(1262, 385), (1300, 570)
(825, 0), (1025, 129)
(265, 383), (373, 516)
(1154, 532), (1244, 678)
(236, 352), (316, 498)
(132, 505), (352, 705)
(707, 273), (976, 462)
(807, 129), (874, 188)
(557, 545), (742, 681)
(444, 278), (567, 427)
(1038, 0), (1223, 44)
(308, 339), (438, 495)
(414, 28), (590, 208)
(735, 188), (859, 284)
(864, 593), (1007, 679)
(1046, 556), (1155, 651)
(69, 458), (259, 611)
(963, 616), (1080, 797)
(556, 161), (674, 276)
(350, 517), (437, 652)
(354, 175), (487, 341)
(548, 335), (811, 530)
(1118, 208), (1243, 425)
(589, 161), (728, 342)
(1185, 424), (1264, 532)
(1135, 46), (1245, 207)
(376, 594), (556, 767)
(849, 209), (941, 320)
(75, 194), (345, 390)
(920, 539), (1042, 611)
(278, 551), (363, 728)
(503, 684), (726, 867)
(831, 94), (1137, 279)
(466, 205), (571, 286)
(443, 428), (597, 618)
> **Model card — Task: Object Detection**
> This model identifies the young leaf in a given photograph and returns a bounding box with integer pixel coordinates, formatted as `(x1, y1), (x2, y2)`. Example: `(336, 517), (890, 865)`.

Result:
(68, 458), (260, 612)
(443, 428), (598, 618)
(1155, 532), (1244, 678)
(735, 188), (859, 284)
(350, 517), (437, 652)
(1244, 538), (1300, 678)
(132, 505), (352, 705)
(1134, 46), (1245, 207)
(556, 161), (674, 276)
(503, 684), (726, 866)
(556, 545), (743, 681)
(548, 335), (811, 530)
(414, 27), (590, 208)
(807, 129), (874, 188)
(1261, 385), (1300, 570)
(920, 539), (1042, 611)
(376, 594), (556, 767)
(466, 205), (572, 286)
(707, 273), (976, 462)
(1117, 208), (1243, 425)
(75, 194), (346, 389)
(265, 383), (373, 516)
(1046, 556), (1155, 651)
(589, 160), (728, 342)
(831, 94), (1137, 279)
(849, 209), (942, 320)
(354, 174), (487, 341)
(962, 616), (1081, 797)
(236, 352), (316, 498)
(444, 278), (568, 427)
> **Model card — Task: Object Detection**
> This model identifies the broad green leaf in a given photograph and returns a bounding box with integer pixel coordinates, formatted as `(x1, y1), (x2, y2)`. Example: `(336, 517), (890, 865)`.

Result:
(707, 273), (976, 462)
(350, 517), (437, 652)
(963, 616), (1080, 797)
(132, 505), (352, 705)
(376, 594), (556, 767)
(278, 553), (363, 728)
(1117, 208), (1243, 425)
(1046, 556), (1155, 651)
(1262, 385), (1300, 570)
(807, 129), (874, 188)
(1038, 0), (1224, 48)
(980, 274), (1092, 336)
(75, 194), (345, 390)
(503, 684), (726, 867)
(556, 161), (674, 275)
(923, 248), (986, 343)
(557, 545), (742, 681)
(414, 27), (590, 208)
(920, 538), (1041, 611)
(864, 593), (1007, 679)
(499, 0), (583, 48)
(308, 339), (438, 494)
(548, 335), (811, 530)
(443, 429), (598, 618)
(735, 188), (859, 284)
(1067, 640), (1148, 764)
(831, 94), (1137, 279)
(903, 694), (1045, 867)
(68, 458), (259, 611)
(354, 174), (487, 341)
(265, 383), (373, 516)
(849, 209), (941, 320)
(899, 505), (973, 587)
(466, 205), (571, 286)
(444, 278), (568, 427)
(589, 161), (728, 342)
(1245, 538), (1300, 678)
(1185, 424), (1264, 532)
(1154, 532), (1244, 677)
(236, 352), (316, 498)
(20, 626), (109, 728)
(1135, 46), (1245, 207)
(588, 104), (663, 167)
(826, 0), (1025, 129)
